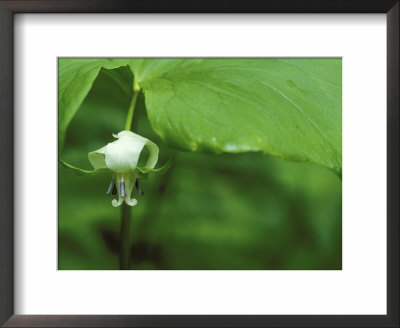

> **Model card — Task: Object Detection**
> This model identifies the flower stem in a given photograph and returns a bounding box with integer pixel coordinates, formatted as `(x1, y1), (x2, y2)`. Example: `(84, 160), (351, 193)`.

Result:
(124, 87), (140, 131)
(119, 84), (141, 270)
(119, 203), (131, 270)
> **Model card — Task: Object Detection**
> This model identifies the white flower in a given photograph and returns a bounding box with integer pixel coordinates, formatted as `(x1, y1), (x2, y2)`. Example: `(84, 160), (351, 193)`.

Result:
(88, 131), (159, 207)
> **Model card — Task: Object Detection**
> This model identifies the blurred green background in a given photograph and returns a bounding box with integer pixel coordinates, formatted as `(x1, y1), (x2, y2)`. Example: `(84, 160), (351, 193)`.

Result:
(58, 66), (342, 270)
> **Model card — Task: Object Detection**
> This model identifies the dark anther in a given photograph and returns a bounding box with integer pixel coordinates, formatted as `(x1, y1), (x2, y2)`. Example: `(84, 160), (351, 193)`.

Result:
(120, 181), (126, 197)
(135, 179), (144, 196)
(106, 179), (115, 195)
(112, 183), (117, 195)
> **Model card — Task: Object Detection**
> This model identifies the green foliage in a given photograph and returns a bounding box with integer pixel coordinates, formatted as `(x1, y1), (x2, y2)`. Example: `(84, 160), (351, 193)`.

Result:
(60, 159), (107, 176)
(59, 58), (342, 174)
(58, 58), (342, 270)
(58, 58), (130, 149)
(133, 59), (342, 175)
(59, 69), (342, 269)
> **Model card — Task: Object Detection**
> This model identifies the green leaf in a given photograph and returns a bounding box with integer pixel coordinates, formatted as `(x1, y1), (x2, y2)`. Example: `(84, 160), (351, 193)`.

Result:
(137, 158), (173, 177)
(58, 58), (130, 150)
(60, 159), (108, 176)
(131, 59), (342, 175)
(130, 59), (200, 83)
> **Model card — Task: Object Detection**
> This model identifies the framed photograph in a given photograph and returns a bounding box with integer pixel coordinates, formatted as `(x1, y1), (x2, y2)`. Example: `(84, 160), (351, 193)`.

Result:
(1, 1), (398, 327)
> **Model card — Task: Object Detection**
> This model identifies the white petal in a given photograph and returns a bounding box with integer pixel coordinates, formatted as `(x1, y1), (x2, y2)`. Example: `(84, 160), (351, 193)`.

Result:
(88, 145), (107, 169)
(89, 130), (159, 181)
(144, 140), (159, 169)
(116, 131), (138, 138)
(104, 131), (159, 172)
(125, 197), (138, 206)
(112, 197), (124, 207)
(105, 136), (146, 172)
(117, 131), (159, 169)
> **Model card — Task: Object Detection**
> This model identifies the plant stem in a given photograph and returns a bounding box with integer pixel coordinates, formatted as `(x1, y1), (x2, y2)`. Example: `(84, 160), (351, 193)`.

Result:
(119, 85), (141, 270)
(124, 87), (140, 131)
(119, 203), (131, 270)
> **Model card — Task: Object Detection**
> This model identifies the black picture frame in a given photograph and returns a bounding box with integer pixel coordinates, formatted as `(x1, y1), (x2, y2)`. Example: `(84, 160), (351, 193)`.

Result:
(0, 1), (398, 327)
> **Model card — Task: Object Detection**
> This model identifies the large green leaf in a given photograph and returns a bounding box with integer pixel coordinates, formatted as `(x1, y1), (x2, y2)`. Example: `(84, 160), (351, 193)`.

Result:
(59, 58), (342, 176)
(58, 58), (130, 149)
(59, 66), (341, 270)
(131, 59), (342, 175)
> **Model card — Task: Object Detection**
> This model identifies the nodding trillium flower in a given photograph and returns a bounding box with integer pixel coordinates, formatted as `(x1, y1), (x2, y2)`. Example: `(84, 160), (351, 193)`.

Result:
(88, 131), (159, 207)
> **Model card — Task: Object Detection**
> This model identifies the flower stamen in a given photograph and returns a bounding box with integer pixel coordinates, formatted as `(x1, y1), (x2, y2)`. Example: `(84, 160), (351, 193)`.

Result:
(135, 179), (144, 196)
(120, 180), (126, 198)
(106, 178), (115, 195)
